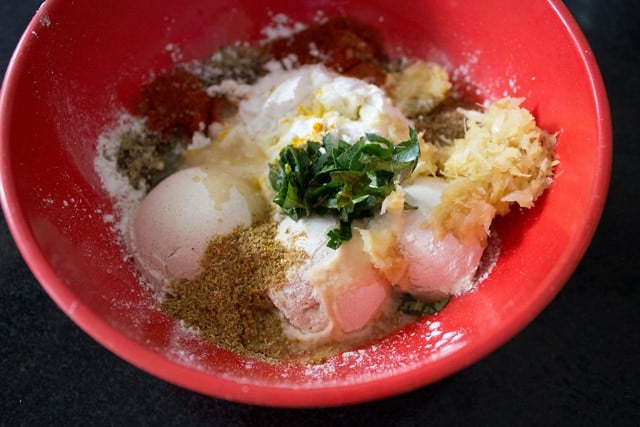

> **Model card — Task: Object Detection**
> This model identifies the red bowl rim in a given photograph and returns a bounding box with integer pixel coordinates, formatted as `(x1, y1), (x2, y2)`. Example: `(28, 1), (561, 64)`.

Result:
(0, 0), (612, 407)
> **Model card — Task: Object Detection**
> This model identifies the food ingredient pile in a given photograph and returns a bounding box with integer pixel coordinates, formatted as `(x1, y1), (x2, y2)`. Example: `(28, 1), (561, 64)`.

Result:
(95, 16), (556, 363)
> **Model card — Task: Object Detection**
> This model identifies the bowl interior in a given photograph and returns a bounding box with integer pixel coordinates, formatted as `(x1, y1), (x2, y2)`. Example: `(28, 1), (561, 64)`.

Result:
(0, 0), (610, 406)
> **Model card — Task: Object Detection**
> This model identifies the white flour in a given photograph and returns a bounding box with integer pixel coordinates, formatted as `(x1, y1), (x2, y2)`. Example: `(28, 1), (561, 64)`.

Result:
(93, 113), (146, 239)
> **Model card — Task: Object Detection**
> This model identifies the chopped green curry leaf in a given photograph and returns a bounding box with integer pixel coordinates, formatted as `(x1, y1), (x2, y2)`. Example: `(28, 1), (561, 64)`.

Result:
(398, 294), (450, 316)
(269, 128), (419, 248)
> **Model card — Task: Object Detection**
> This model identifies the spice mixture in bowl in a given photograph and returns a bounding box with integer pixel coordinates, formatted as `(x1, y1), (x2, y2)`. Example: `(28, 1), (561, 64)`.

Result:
(0, 0), (610, 407)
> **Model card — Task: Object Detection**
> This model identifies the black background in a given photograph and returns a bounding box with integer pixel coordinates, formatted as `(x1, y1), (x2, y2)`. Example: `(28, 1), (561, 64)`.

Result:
(1, 1), (638, 425)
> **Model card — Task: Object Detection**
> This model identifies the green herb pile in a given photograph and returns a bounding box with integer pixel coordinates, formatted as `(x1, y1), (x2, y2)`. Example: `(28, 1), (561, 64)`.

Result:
(269, 128), (419, 249)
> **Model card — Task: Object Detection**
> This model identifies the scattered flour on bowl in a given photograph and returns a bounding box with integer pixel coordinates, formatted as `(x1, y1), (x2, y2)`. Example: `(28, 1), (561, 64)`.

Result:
(500, 75), (521, 98)
(271, 320), (467, 385)
(261, 13), (307, 40)
(108, 285), (157, 330)
(39, 13), (51, 28)
(164, 321), (212, 370)
(450, 50), (484, 100)
(164, 43), (184, 63)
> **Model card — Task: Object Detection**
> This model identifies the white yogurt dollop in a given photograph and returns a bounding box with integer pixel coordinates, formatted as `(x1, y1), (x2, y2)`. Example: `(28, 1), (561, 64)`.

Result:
(238, 64), (411, 161)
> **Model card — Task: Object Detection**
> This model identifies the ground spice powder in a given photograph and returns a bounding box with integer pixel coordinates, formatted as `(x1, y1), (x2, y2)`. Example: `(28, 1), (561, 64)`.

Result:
(161, 221), (307, 362)
(264, 16), (389, 85)
(138, 68), (213, 136)
(412, 98), (478, 144)
(116, 129), (185, 190)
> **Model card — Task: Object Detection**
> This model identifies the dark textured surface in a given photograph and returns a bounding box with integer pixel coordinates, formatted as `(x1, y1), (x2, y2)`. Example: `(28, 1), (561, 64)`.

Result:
(1, 1), (638, 425)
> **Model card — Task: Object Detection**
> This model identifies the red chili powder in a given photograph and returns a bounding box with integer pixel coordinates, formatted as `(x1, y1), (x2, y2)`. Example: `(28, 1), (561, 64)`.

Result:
(264, 17), (388, 85)
(138, 68), (215, 136)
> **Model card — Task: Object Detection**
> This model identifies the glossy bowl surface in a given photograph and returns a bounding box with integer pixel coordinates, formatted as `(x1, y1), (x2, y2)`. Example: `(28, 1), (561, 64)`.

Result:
(0, 0), (611, 407)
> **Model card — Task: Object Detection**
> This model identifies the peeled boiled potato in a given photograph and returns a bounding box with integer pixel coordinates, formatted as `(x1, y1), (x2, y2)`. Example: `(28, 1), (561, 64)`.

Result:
(398, 177), (484, 300)
(128, 166), (266, 292)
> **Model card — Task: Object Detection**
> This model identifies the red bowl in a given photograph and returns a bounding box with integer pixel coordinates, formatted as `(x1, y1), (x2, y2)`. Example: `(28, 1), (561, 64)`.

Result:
(0, 0), (610, 407)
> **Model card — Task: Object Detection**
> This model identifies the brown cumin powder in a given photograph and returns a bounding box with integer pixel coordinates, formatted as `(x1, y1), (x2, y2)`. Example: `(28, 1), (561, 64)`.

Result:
(160, 220), (307, 363)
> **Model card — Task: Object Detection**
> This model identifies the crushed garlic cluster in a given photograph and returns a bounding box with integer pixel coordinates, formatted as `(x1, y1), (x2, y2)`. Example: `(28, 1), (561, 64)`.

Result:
(387, 64), (557, 247)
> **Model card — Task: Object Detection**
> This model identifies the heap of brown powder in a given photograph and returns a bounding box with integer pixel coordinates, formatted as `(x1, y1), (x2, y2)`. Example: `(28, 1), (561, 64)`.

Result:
(161, 220), (307, 363)
(116, 129), (185, 190)
(411, 98), (478, 144)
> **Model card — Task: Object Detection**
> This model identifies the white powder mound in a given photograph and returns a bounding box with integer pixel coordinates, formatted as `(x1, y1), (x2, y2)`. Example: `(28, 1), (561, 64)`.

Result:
(93, 113), (146, 239)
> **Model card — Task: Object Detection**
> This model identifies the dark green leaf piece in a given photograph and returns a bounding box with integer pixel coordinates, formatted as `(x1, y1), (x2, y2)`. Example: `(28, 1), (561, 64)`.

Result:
(398, 294), (451, 316)
(268, 127), (419, 248)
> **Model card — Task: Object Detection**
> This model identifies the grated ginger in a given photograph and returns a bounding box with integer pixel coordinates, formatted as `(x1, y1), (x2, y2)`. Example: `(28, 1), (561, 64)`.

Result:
(385, 61), (452, 117)
(428, 97), (557, 246)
